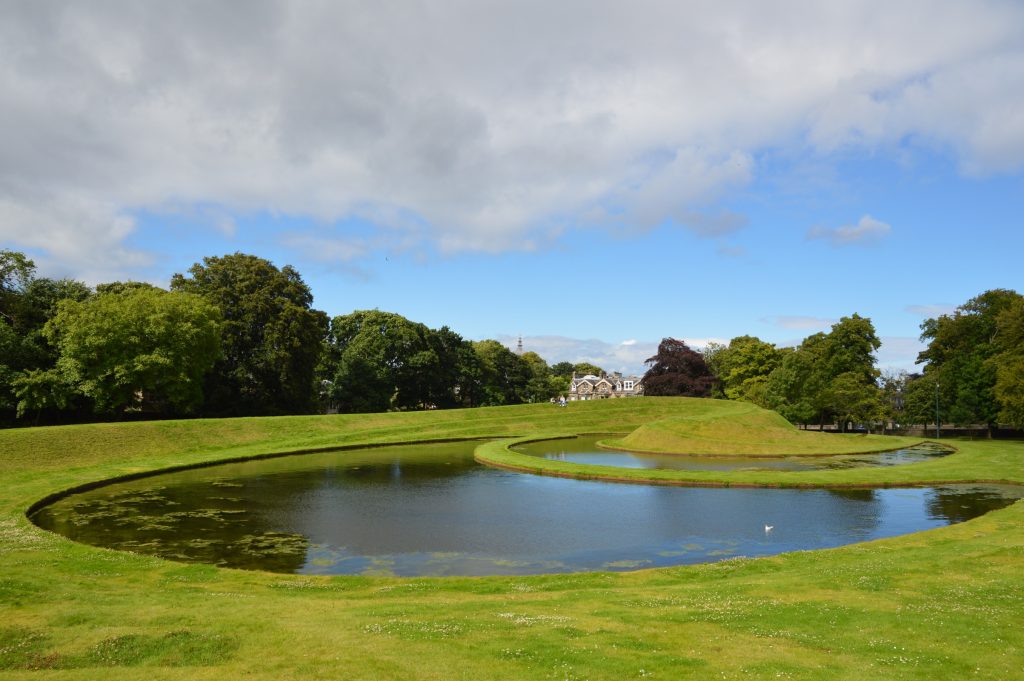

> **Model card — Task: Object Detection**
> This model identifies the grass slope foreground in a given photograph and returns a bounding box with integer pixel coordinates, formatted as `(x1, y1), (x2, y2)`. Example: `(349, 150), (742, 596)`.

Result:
(0, 398), (1023, 679)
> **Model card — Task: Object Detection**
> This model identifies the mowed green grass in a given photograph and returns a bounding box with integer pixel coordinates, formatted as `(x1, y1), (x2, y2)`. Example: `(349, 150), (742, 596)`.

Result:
(608, 400), (914, 456)
(1, 398), (1023, 680)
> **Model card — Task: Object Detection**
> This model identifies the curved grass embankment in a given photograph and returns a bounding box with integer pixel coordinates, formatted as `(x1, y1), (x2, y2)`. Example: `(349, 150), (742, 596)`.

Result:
(605, 399), (915, 456)
(2, 397), (1024, 679)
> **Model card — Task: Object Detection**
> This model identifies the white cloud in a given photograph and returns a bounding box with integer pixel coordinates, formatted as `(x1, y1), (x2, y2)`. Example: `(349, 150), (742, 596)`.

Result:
(1, 2), (1023, 277)
(905, 303), (957, 318)
(769, 316), (836, 331)
(877, 336), (926, 373)
(501, 334), (724, 375)
(807, 215), (892, 247)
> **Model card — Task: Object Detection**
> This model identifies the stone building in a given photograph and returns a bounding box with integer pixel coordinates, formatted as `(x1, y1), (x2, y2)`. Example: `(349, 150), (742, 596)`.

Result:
(567, 371), (644, 401)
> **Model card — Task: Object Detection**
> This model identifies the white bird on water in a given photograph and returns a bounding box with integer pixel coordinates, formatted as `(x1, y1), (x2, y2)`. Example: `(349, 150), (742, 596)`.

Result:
(764, 525), (774, 533)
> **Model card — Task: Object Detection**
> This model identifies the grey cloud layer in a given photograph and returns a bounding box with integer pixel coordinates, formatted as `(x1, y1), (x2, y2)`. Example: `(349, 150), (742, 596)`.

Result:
(2, 1), (1023, 278)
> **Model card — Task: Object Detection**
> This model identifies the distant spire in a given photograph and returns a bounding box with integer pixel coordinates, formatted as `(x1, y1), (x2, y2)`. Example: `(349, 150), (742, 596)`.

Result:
(516, 335), (524, 355)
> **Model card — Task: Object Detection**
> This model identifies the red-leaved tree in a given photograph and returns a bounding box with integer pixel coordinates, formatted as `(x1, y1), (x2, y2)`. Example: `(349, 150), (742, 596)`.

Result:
(642, 338), (717, 397)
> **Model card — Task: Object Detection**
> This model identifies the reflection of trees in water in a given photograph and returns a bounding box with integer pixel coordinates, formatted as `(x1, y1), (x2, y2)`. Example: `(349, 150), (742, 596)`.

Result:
(336, 459), (475, 484)
(826, 489), (877, 502)
(925, 487), (1016, 524)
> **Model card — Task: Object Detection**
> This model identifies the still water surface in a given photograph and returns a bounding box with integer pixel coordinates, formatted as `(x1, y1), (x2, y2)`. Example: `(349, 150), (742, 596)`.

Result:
(31, 440), (1022, 577)
(515, 435), (954, 471)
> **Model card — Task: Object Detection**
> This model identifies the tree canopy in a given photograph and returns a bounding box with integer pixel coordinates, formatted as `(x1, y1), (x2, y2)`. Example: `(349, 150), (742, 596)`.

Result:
(39, 287), (222, 415)
(707, 335), (782, 405)
(1, 245), (1020, 433)
(171, 253), (328, 416)
(641, 338), (716, 397)
(325, 310), (438, 413)
(763, 315), (883, 430)
(917, 289), (1024, 429)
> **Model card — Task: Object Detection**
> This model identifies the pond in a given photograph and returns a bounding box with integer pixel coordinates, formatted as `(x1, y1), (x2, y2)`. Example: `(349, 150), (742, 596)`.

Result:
(514, 435), (954, 472)
(31, 440), (1022, 577)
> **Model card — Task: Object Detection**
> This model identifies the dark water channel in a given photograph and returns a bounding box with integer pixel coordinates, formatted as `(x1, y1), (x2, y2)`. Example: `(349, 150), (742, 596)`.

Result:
(31, 440), (1022, 577)
(515, 435), (954, 472)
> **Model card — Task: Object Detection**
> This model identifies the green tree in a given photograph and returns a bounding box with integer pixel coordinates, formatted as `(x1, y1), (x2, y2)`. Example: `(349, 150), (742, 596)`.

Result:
(473, 340), (532, 405)
(0, 251), (92, 421)
(765, 343), (819, 426)
(818, 314), (882, 431)
(823, 371), (884, 431)
(326, 310), (437, 412)
(713, 336), (782, 406)
(16, 277), (93, 369)
(550, 361), (576, 378)
(0, 250), (35, 326)
(766, 316), (882, 430)
(820, 314), (881, 382)
(701, 341), (728, 398)
(426, 326), (483, 409)
(917, 289), (1023, 429)
(41, 287), (221, 415)
(171, 253), (328, 415)
(879, 369), (909, 425)
(992, 297), (1024, 428)
(902, 373), (941, 429)
(519, 351), (566, 402)
(573, 362), (604, 377)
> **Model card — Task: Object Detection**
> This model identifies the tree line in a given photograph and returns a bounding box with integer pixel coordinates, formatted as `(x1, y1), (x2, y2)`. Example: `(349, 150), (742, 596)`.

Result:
(640, 313), (885, 432)
(646, 289), (1024, 432)
(3, 248), (1021, 430)
(0, 250), (601, 425)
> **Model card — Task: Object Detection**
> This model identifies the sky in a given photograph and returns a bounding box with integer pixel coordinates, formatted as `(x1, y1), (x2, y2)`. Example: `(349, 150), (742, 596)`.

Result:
(2, 1), (1023, 376)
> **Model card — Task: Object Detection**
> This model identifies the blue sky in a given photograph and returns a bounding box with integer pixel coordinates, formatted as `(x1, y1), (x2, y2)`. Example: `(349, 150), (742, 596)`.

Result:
(2, 2), (1023, 375)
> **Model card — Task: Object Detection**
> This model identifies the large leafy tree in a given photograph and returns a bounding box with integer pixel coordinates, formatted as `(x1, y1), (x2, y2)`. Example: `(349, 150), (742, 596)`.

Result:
(520, 351), (567, 402)
(0, 251), (92, 420)
(818, 314), (882, 430)
(766, 315), (882, 430)
(765, 341), (821, 425)
(0, 250), (36, 327)
(822, 371), (884, 430)
(425, 326), (483, 408)
(40, 287), (221, 415)
(641, 338), (716, 397)
(171, 253), (328, 415)
(902, 372), (941, 429)
(821, 313), (880, 384)
(472, 340), (532, 405)
(325, 310), (437, 413)
(992, 297), (1024, 428)
(917, 289), (1023, 429)
(711, 335), (782, 405)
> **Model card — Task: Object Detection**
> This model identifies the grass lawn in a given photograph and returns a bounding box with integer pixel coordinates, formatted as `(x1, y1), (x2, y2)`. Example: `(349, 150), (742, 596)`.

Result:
(606, 400), (918, 456)
(1, 397), (1023, 680)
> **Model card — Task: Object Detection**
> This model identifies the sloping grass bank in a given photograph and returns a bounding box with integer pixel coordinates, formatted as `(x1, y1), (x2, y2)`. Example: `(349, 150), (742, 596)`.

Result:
(606, 400), (913, 456)
(1, 398), (1023, 679)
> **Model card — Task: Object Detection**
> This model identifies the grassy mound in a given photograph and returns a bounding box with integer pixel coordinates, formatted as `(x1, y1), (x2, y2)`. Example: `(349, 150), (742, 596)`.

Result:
(606, 398), (902, 456)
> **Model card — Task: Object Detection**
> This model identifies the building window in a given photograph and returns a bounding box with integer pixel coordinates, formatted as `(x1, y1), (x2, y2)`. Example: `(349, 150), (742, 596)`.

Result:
(624, 381), (634, 390)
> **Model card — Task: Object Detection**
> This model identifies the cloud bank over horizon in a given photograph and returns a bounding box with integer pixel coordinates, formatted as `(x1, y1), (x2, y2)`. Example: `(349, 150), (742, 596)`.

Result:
(2, 1), (1024, 280)
(499, 332), (923, 378)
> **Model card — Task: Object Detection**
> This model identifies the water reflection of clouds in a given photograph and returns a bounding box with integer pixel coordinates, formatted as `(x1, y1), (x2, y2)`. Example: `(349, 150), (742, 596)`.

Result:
(31, 440), (1024, 577)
